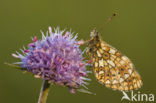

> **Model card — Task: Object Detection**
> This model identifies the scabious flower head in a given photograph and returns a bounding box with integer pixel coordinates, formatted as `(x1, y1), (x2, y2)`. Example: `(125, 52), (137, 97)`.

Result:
(12, 27), (91, 93)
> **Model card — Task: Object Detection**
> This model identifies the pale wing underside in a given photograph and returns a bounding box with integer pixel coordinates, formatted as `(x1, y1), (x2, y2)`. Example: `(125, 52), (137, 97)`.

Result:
(93, 41), (142, 91)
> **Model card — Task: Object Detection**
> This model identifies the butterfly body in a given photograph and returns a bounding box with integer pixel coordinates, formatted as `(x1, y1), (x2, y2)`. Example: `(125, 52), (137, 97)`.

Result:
(86, 29), (142, 91)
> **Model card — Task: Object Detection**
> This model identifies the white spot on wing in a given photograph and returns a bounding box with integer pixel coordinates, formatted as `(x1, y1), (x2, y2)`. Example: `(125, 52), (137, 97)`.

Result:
(99, 59), (104, 67)
(97, 51), (102, 57)
(128, 69), (132, 74)
(109, 48), (116, 54)
(129, 63), (133, 68)
(106, 80), (110, 84)
(124, 74), (129, 79)
(107, 60), (115, 67)
(120, 78), (124, 82)
(122, 56), (128, 61)
(95, 62), (98, 67)
(102, 46), (107, 50)
(113, 80), (118, 84)
(99, 71), (104, 75)
(120, 60), (125, 65)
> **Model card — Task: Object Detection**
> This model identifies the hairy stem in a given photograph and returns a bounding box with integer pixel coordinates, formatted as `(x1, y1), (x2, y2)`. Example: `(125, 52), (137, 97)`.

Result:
(38, 80), (51, 103)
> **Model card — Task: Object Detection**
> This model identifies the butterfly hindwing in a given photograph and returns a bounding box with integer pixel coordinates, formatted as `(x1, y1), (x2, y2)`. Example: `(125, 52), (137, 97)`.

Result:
(86, 30), (142, 91)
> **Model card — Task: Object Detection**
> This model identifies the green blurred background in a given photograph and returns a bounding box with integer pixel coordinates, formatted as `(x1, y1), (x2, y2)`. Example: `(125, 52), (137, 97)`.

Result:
(0, 0), (156, 103)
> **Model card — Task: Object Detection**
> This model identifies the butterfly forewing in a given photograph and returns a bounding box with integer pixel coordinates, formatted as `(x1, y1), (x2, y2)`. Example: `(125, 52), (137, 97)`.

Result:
(86, 30), (142, 91)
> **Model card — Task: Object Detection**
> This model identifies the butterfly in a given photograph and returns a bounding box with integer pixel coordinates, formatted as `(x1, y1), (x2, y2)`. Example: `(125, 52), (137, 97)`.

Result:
(85, 28), (143, 91)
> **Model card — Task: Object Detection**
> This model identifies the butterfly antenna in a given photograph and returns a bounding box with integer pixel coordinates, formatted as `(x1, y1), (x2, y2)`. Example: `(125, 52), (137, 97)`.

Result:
(99, 12), (117, 32)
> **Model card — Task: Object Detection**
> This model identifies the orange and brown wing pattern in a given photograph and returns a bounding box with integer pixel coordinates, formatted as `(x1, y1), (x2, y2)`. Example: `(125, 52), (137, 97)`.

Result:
(87, 36), (142, 91)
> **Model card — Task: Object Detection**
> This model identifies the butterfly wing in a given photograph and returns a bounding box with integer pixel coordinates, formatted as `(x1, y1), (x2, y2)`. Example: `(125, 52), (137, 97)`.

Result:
(91, 40), (142, 91)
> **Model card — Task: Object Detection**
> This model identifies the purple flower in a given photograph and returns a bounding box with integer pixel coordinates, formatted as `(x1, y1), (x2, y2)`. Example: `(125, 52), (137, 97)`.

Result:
(12, 27), (91, 93)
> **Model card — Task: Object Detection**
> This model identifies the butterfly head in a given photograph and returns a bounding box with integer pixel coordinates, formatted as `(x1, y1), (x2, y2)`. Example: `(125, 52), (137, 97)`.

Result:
(89, 28), (101, 44)
(90, 28), (99, 38)
(86, 28), (101, 56)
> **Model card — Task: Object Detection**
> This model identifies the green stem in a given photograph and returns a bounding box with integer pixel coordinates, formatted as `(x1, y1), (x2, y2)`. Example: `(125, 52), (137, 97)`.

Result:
(38, 80), (51, 103)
